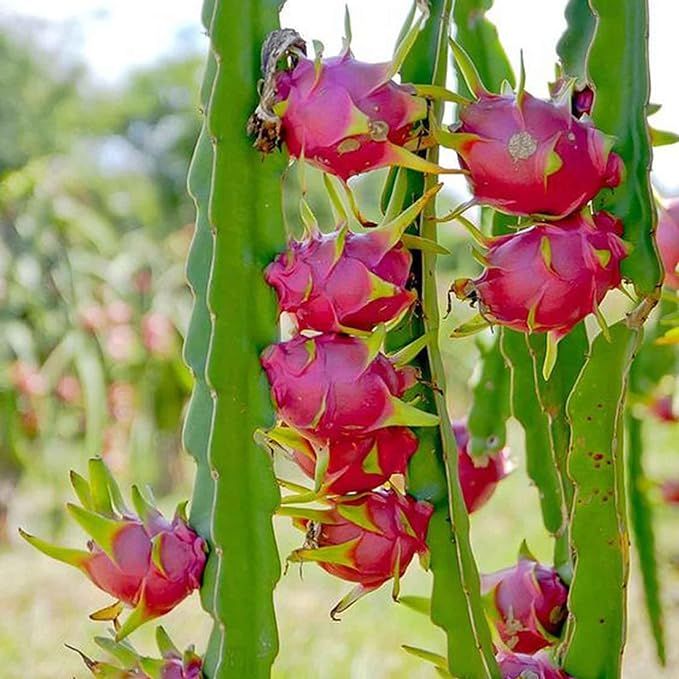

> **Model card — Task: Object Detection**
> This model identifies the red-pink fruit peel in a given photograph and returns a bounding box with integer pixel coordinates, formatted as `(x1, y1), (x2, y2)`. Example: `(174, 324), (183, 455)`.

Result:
(496, 649), (572, 678)
(273, 52), (446, 180)
(289, 488), (433, 589)
(657, 199), (679, 289)
(448, 89), (621, 217)
(482, 555), (568, 654)
(261, 332), (438, 440)
(453, 420), (513, 513)
(454, 211), (627, 340)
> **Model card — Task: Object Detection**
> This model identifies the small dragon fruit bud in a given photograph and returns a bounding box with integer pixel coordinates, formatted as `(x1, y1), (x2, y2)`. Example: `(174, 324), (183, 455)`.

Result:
(453, 211), (627, 372)
(20, 458), (206, 639)
(261, 331), (438, 440)
(657, 199), (679, 289)
(496, 650), (572, 679)
(549, 78), (594, 119)
(266, 425), (418, 495)
(444, 42), (621, 218)
(482, 548), (568, 653)
(453, 420), (513, 513)
(55, 374), (82, 404)
(248, 18), (457, 181)
(287, 488), (433, 617)
(70, 626), (203, 678)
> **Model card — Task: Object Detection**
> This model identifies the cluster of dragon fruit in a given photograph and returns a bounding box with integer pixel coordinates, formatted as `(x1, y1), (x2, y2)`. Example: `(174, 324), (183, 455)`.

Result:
(245, 15), (609, 676)
(20, 7), (679, 678)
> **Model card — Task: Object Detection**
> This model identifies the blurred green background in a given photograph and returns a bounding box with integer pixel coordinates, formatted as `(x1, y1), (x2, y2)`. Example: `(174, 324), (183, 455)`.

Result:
(1, 4), (678, 678)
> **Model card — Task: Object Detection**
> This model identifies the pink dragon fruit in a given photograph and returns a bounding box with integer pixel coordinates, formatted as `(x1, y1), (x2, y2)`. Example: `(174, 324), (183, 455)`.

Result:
(453, 420), (513, 513)
(453, 211), (627, 351)
(482, 550), (568, 653)
(496, 650), (572, 679)
(248, 25), (455, 181)
(266, 425), (418, 495)
(21, 458), (206, 639)
(288, 488), (433, 617)
(261, 331), (438, 440)
(657, 199), (679, 289)
(266, 224), (414, 334)
(71, 626), (202, 678)
(443, 42), (621, 218)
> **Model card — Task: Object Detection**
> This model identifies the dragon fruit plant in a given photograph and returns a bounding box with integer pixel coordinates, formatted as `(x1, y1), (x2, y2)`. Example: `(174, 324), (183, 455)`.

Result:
(70, 626), (203, 679)
(20, 458), (206, 640)
(19, 0), (659, 677)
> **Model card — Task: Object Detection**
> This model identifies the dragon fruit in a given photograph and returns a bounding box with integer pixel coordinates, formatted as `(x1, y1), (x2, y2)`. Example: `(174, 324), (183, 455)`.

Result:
(20, 458), (206, 640)
(248, 22), (457, 181)
(657, 199), (679, 289)
(261, 331), (438, 440)
(266, 221), (415, 334)
(266, 425), (418, 495)
(287, 488), (433, 617)
(452, 211), (627, 359)
(482, 550), (568, 653)
(453, 420), (513, 513)
(443, 42), (622, 218)
(496, 650), (572, 679)
(71, 626), (202, 678)
(660, 479), (679, 505)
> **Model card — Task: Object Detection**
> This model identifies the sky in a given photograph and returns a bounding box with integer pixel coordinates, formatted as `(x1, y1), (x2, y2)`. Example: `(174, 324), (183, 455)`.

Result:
(2, 0), (678, 192)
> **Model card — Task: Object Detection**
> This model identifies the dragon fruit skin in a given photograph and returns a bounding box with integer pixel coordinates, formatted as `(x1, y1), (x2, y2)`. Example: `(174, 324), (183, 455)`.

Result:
(453, 421), (513, 513)
(454, 211), (627, 339)
(291, 488), (433, 589)
(265, 226), (415, 333)
(496, 650), (572, 679)
(273, 54), (429, 181)
(657, 200), (679, 289)
(451, 91), (621, 218)
(649, 394), (678, 423)
(261, 333), (437, 440)
(278, 426), (419, 495)
(20, 460), (206, 640)
(482, 556), (569, 653)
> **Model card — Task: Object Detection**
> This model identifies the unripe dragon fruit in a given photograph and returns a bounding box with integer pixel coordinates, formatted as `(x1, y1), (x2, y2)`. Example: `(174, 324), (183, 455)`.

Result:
(453, 420), (513, 513)
(657, 199), (679, 289)
(21, 458), (206, 640)
(248, 21), (456, 181)
(453, 212), (627, 359)
(496, 650), (572, 679)
(482, 549), (568, 653)
(443, 42), (621, 218)
(288, 488), (433, 617)
(266, 223), (415, 333)
(261, 331), (438, 440)
(71, 626), (202, 678)
(266, 425), (418, 495)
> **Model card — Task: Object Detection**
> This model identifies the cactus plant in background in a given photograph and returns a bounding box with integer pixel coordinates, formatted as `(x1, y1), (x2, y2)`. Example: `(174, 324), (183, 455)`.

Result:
(22, 0), (679, 677)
